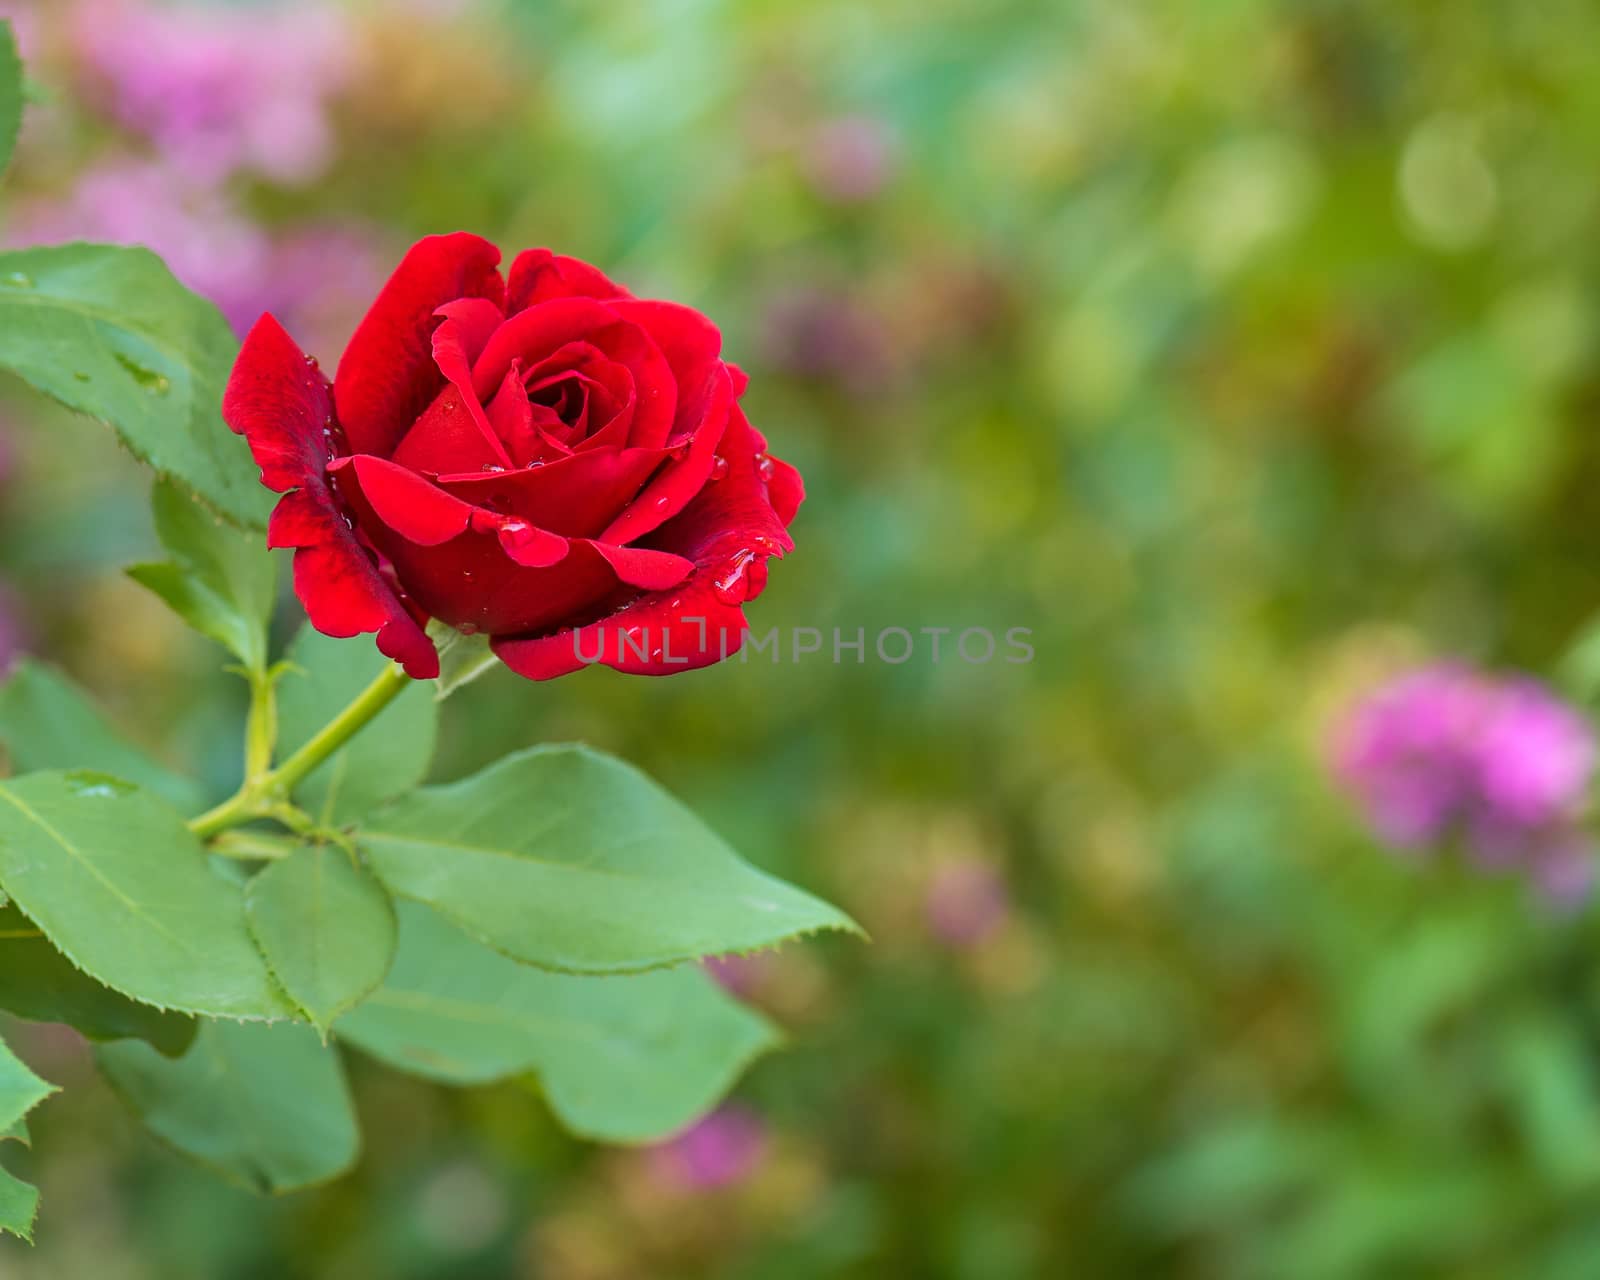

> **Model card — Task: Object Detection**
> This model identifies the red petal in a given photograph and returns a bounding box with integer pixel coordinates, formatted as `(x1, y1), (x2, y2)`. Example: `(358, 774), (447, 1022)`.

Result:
(436, 446), (669, 538)
(492, 408), (794, 682)
(327, 455), (477, 545)
(334, 233), (504, 458)
(601, 365), (732, 545)
(390, 382), (506, 474)
(506, 248), (629, 311)
(765, 454), (805, 526)
(492, 592), (749, 680)
(430, 299), (512, 468)
(336, 496), (668, 637)
(223, 315), (438, 678)
(496, 519), (572, 568)
(586, 542), (694, 590)
(470, 298), (676, 450)
(607, 299), (722, 437)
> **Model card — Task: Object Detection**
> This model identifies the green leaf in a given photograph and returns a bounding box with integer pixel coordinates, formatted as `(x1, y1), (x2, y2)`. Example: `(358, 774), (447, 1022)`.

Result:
(0, 771), (293, 1020)
(0, 659), (203, 812)
(0, 243), (272, 529)
(126, 477), (277, 671)
(276, 625), (437, 825)
(245, 845), (396, 1034)
(360, 745), (858, 974)
(0, 1033), (55, 1242)
(0, 903), (195, 1055)
(0, 1038), (53, 1140)
(96, 1020), (358, 1195)
(427, 619), (498, 699)
(0, 1163), (37, 1241)
(0, 21), (22, 181)
(338, 902), (778, 1142)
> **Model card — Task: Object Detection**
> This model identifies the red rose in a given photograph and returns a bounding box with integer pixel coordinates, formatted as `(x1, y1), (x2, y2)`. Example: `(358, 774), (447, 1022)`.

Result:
(223, 233), (802, 681)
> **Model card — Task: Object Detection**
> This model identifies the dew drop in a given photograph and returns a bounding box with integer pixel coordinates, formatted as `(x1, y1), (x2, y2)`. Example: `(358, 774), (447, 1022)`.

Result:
(711, 549), (760, 605)
(458, 622), (480, 636)
(709, 455), (729, 481)
(2, 272), (33, 288)
(756, 453), (776, 483)
(304, 355), (320, 371)
(481, 463), (507, 473)
(65, 770), (136, 799)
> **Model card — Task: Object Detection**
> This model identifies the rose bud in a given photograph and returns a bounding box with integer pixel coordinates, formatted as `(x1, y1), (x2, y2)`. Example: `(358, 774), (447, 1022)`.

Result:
(223, 233), (802, 680)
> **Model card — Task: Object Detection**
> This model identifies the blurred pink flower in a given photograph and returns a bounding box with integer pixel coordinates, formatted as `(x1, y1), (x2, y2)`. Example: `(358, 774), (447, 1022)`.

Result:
(247, 224), (389, 354)
(0, 581), (27, 675)
(647, 1105), (767, 1192)
(6, 160), (386, 337)
(702, 952), (774, 999)
(804, 115), (898, 205)
(69, 0), (356, 186)
(5, 159), (272, 330)
(758, 283), (891, 394)
(925, 858), (1009, 948)
(1330, 662), (1597, 905)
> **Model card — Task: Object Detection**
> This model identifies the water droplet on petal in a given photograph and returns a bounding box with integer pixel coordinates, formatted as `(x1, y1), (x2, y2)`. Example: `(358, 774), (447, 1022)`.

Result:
(711, 549), (761, 605)
(481, 463), (507, 473)
(304, 355), (320, 371)
(756, 453), (776, 483)
(709, 455), (729, 481)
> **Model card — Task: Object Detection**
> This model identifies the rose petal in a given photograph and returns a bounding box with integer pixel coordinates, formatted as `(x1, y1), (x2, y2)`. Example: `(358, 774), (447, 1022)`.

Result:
(496, 519), (573, 568)
(506, 248), (629, 311)
(336, 493), (675, 637)
(607, 299), (722, 437)
(327, 455), (477, 546)
(334, 232), (504, 458)
(224, 315), (438, 678)
(601, 365), (732, 545)
(470, 298), (676, 450)
(491, 583), (748, 680)
(765, 454), (805, 526)
(436, 446), (670, 538)
(434, 297), (504, 364)
(586, 542), (695, 590)
(431, 298), (513, 468)
(517, 340), (635, 452)
(390, 381), (508, 475)
(492, 409), (792, 681)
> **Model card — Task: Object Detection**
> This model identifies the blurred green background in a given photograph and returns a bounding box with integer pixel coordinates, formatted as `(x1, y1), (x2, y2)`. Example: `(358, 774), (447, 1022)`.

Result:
(3, 1), (1600, 1276)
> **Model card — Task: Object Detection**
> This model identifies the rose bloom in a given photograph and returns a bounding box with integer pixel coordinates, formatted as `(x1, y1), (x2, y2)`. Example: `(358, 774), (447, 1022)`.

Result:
(224, 234), (802, 680)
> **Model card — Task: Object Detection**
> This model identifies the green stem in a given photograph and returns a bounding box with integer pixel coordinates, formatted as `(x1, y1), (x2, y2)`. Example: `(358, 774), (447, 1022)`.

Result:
(242, 668), (277, 781)
(188, 663), (412, 840)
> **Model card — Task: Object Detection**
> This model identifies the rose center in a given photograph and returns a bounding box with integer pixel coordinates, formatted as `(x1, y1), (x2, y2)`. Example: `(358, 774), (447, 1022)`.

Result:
(528, 372), (586, 427)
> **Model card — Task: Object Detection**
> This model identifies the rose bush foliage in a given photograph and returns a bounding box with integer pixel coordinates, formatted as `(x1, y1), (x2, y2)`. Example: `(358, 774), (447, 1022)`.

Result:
(223, 233), (803, 681)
